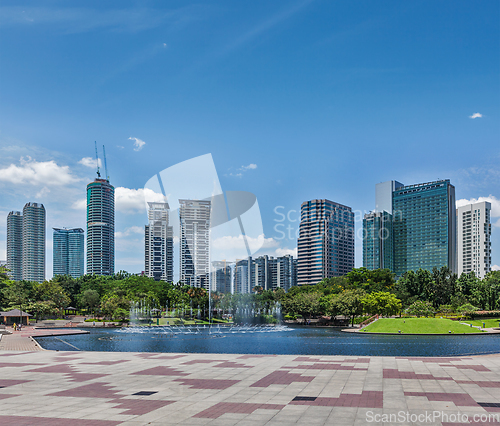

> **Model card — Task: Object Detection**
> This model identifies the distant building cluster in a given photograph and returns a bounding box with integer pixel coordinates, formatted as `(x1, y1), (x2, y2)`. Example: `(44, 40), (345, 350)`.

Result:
(362, 179), (491, 279)
(3, 162), (493, 288)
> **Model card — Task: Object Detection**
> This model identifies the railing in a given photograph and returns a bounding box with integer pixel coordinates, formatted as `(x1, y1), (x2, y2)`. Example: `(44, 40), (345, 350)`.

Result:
(359, 314), (378, 328)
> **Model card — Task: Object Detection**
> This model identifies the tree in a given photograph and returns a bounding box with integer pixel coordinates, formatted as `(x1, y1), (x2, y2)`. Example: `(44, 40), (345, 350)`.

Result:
(78, 289), (100, 317)
(346, 268), (395, 292)
(431, 267), (457, 308)
(3, 280), (34, 309)
(362, 292), (401, 317)
(101, 290), (130, 321)
(333, 289), (366, 326)
(457, 303), (478, 319)
(405, 300), (434, 318)
(33, 281), (70, 316)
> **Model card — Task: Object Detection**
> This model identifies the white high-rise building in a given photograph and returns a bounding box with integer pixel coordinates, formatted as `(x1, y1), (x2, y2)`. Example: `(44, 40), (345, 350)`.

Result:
(22, 202), (46, 283)
(145, 202), (173, 282)
(179, 199), (211, 289)
(457, 201), (492, 278)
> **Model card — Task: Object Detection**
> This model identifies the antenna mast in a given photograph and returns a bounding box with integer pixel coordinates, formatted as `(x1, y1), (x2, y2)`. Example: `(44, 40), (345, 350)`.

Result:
(103, 145), (109, 182)
(94, 141), (101, 178)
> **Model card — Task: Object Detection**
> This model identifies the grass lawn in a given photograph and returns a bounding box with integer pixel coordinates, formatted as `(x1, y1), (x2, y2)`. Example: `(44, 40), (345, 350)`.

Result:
(362, 317), (484, 334)
(463, 318), (500, 329)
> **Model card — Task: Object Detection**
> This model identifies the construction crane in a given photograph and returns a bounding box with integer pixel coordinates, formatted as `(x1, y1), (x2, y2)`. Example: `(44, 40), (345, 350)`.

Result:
(94, 141), (101, 178)
(103, 144), (109, 182)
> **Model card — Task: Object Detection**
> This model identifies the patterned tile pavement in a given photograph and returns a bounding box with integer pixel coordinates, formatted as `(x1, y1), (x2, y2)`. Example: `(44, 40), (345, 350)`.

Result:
(0, 336), (500, 424)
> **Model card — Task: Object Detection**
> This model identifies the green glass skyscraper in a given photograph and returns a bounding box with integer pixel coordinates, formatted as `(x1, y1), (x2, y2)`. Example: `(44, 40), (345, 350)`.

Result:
(392, 180), (456, 276)
(363, 211), (393, 271)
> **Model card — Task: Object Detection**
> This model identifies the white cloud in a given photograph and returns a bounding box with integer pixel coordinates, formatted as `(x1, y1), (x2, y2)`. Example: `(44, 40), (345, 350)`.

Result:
(274, 247), (297, 257)
(35, 186), (51, 198)
(78, 157), (102, 168)
(0, 157), (79, 186)
(129, 137), (146, 151)
(240, 163), (257, 171)
(71, 187), (165, 213)
(469, 113), (483, 119)
(226, 163), (258, 178)
(116, 187), (165, 213)
(115, 226), (144, 238)
(71, 199), (87, 210)
(492, 265), (500, 271)
(457, 195), (500, 227)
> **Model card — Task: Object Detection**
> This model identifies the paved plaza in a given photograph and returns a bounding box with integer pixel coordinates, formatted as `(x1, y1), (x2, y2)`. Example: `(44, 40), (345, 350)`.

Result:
(0, 331), (500, 425)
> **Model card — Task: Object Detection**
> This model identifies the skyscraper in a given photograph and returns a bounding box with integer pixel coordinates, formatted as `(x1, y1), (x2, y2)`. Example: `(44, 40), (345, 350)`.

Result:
(393, 180), (456, 276)
(179, 199), (211, 289)
(363, 211), (394, 271)
(145, 202), (173, 282)
(297, 199), (354, 286)
(211, 260), (232, 293)
(457, 201), (491, 278)
(22, 202), (46, 283)
(53, 228), (84, 278)
(87, 178), (115, 275)
(6, 211), (23, 281)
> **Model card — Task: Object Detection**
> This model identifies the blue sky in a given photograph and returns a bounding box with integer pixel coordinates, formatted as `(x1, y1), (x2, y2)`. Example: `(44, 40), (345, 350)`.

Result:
(0, 0), (499, 278)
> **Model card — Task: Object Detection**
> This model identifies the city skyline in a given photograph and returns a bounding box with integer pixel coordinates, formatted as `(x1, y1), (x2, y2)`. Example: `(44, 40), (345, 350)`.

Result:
(0, 1), (498, 277)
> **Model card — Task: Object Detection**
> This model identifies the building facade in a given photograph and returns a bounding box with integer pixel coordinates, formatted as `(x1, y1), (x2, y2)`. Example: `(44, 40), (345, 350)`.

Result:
(297, 199), (354, 286)
(6, 211), (23, 281)
(212, 260), (232, 293)
(457, 201), (492, 278)
(392, 180), (456, 276)
(145, 202), (173, 282)
(179, 199), (211, 289)
(53, 228), (84, 278)
(86, 178), (115, 275)
(363, 211), (394, 271)
(21, 202), (46, 283)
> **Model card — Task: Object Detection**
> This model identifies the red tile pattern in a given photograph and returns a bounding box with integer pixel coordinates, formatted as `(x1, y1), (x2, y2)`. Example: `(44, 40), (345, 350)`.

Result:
(194, 402), (285, 418)
(383, 368), (452, 380)
(27, 364), (108, 382)
(182, 359), (216, 365)
(132, 366), (188, 376)
(49, 382), (123, 399)
(289, 363), (368, 371)
(290, 391), (384, 408)
(80, 360), (129, 365)
(214, 361), (252, 368)
(439, 364), (490, 371)
(109, 398), (174, 415)
(404, 391), (479, 406)
(250, 370), (313, 387)
(174, 378), (239, 389)
(0, 416), (121, 426)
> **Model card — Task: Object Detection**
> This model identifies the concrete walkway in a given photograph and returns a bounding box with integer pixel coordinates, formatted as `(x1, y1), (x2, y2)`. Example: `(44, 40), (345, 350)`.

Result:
(0, 345), (500, 425)
(0, 327), (88, 351)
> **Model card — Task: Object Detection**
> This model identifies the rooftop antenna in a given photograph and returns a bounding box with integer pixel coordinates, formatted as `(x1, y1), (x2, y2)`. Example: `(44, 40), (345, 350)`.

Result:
(102, 144), (109, 182)
(94, 141), (101, 178)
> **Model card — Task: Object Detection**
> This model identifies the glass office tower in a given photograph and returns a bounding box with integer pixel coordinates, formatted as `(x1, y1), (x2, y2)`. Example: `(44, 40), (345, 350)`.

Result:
(393, 180), (456, 276)
(297, 199), (354, 286)
(53, 228), (84, 278)
(363, 211), (393, 271)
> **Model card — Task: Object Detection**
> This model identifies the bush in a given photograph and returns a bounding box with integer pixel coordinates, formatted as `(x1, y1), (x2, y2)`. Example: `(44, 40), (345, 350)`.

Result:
(405, 300), (435, 317)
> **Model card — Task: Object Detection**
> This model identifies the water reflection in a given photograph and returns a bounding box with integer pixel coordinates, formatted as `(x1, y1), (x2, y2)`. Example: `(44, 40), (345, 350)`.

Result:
(35, 326), (500, 357)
